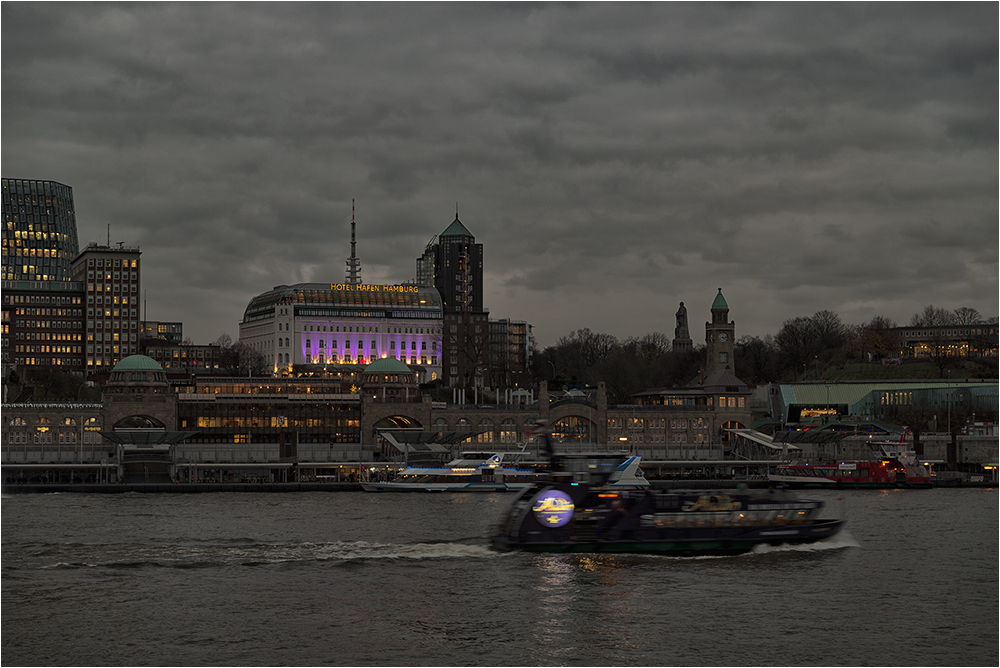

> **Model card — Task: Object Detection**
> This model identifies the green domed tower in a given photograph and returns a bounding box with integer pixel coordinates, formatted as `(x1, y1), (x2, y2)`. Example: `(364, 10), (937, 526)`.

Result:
(102, 355), (176, 431)
(705, 288), (735, 372)
(361, 357), (419, 402)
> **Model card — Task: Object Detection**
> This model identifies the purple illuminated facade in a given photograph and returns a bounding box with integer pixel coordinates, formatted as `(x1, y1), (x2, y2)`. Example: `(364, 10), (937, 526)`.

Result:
(239, 283), (444, 381)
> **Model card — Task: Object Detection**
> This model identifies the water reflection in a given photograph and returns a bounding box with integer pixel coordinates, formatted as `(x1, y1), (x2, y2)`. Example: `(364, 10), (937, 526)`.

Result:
(526, 554), (658, 663)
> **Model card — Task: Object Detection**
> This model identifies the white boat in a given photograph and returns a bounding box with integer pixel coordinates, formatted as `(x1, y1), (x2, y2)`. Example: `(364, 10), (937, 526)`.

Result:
(361, 451), (543, 492)
(361, 452), (649, 492)
(606, 456), (650, 489)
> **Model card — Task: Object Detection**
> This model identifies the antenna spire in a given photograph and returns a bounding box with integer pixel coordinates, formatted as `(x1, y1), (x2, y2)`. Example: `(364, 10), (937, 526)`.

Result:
(346, 199), (362, 285)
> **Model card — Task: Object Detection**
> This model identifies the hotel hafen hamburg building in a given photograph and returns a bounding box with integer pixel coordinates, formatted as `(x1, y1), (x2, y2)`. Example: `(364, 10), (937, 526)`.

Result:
(239, 282), (446, 382)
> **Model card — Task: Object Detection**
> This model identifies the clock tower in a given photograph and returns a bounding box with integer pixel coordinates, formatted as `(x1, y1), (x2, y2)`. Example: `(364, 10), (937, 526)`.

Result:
(705, 288), (735, 372)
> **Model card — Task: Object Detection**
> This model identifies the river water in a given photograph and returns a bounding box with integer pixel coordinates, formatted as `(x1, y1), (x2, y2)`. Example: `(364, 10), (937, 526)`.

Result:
(2, 487), (997, 667)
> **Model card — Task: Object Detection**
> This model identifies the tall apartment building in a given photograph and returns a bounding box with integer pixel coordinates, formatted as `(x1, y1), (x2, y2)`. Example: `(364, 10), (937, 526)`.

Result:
(2, 178), (86, 371)
(489, 318), (534, 388)
(72, 242), (142, 373)
(417, 214), (489, 388)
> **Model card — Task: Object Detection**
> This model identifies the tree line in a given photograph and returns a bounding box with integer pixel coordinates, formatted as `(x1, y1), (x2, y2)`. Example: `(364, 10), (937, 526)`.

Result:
(533, 305), (997, 399)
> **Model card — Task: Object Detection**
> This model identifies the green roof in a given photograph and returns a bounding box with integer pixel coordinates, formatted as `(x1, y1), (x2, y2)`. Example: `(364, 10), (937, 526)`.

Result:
(440, 216), (474, 239)
(362, 357), (415, 375)
(712, 288), (728, 310)
(112, 355), (164, 372)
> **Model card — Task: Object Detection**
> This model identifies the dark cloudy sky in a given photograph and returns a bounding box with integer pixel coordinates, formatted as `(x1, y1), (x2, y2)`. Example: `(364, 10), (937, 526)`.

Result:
(4, 2), (997, 348)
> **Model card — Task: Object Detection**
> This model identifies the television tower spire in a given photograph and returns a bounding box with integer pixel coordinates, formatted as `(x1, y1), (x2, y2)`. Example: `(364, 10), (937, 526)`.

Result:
(346, 199), (362, 285)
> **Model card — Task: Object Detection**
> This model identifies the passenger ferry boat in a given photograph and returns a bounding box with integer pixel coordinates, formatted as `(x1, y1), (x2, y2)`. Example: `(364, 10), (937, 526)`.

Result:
(363, 451), (649, 493)
(492, 425), (844, 555)
(769, 442), (932, 489)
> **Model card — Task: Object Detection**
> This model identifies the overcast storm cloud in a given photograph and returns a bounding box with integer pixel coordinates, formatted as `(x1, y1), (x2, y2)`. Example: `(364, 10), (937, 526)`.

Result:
(3, 2), (997, 347)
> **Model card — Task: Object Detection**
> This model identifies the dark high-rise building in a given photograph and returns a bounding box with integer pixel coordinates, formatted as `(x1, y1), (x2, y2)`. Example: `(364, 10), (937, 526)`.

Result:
(2, 179), (85, 372)
(417, 213), (488, 388)
(432, 215), (483, 313)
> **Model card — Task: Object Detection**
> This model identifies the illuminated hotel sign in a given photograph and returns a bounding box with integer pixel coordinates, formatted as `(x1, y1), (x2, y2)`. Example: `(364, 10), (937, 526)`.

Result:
(330, 284), (419, 293)
(532, 490), (575, 527)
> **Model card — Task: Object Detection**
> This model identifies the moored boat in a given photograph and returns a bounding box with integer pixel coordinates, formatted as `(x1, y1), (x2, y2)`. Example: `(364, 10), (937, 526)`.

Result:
(769, 442), (932, 489)
(361, 452), (542, 492)
(363, 450), (651, 492)
(492, 424), (844, 555)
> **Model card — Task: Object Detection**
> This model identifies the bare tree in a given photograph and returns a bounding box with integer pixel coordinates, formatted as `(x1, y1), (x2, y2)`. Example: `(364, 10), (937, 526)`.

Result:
(734, 335), (780, 386)
(811, 310), (848, 350)
(953, 307), (984, 325)
(858, 315), (898, 361)
(775, 317), (819, 378)
(216, 335), (268, 376)
(910, 305), (957, 327)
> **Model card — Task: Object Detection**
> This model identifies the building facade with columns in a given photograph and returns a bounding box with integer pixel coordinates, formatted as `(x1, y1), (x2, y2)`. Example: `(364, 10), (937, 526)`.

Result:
(239, 282), (444, 382)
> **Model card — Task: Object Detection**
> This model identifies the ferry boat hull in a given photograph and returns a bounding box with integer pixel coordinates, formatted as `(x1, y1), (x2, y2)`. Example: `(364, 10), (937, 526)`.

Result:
(496, 518), (845, 556)
(493, 482), (845, 556)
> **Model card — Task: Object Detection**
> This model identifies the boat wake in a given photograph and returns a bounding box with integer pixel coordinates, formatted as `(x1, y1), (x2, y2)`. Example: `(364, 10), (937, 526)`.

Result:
(32, 540), (500, 570)
(750, 528), (860, 554)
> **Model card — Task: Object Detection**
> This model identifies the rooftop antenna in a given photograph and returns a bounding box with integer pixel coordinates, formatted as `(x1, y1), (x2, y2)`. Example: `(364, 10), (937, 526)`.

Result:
(346, 199), (362, 285)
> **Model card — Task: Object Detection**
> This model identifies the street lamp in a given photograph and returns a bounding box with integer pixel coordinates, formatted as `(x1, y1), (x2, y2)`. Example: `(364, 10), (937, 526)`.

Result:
(947, 370), (951, 438)
(825, 383), (831, 423)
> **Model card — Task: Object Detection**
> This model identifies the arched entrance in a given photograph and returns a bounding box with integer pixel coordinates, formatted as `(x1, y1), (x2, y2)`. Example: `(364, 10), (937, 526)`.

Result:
(551, 416), (593, 444)
(114, 415), (166, 429)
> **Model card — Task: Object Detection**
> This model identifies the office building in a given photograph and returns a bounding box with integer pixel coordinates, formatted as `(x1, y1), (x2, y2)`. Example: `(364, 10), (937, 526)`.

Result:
(1, 178), (79, 283)
(2, 178), (85, 371)
(73, 242), (142, 373)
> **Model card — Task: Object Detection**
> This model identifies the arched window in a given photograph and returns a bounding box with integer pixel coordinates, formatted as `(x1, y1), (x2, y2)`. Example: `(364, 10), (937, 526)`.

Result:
(34, 417), (52, 444)
(477, 418), (494, 443)
(84, 417), (102, 444)
(500, 418), (518, 443)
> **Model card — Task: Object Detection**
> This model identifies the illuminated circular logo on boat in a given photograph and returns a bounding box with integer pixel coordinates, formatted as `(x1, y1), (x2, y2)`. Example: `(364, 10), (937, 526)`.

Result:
(532, 490), (575, 527)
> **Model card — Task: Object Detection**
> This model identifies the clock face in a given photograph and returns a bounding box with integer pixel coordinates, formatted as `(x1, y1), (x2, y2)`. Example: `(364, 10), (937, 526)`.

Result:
(719, 332), (728, 342)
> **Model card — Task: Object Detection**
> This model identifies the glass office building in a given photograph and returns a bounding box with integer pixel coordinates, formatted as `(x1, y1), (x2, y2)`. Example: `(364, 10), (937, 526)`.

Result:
(2, 178), (79, 283)
(2, 179), (85, 370)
